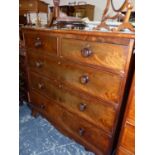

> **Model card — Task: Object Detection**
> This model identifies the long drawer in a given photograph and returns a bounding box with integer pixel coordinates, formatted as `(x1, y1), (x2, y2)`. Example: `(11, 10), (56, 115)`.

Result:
(24, 32), (58, 55)
(61, 38), (128, 72)
(27, 52), (122, 104)
(29, 91), (112, 155)
(29, 71), (117, 134)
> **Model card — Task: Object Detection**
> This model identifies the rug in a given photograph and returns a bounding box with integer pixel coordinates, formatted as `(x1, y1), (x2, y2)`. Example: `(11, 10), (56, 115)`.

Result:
(19, 104), (95, 155)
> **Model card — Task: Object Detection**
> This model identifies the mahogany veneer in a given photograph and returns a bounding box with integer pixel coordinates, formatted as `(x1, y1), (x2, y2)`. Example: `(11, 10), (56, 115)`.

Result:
(22, 28), (135, 155)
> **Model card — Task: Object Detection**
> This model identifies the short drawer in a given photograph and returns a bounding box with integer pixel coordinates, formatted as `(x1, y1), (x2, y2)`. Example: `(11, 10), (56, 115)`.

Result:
(61, 38), (128, 72)
(24, 32), (58, 55)
(29, 91), (112, 155)
(29, 72), (117, 134)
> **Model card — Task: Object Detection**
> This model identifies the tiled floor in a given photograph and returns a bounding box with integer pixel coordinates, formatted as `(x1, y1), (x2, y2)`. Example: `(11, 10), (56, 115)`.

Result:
(19, 103), (95, 155)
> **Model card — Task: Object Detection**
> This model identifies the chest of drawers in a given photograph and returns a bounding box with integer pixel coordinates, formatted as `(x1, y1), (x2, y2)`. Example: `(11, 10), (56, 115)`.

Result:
(22, 28), (135, 155)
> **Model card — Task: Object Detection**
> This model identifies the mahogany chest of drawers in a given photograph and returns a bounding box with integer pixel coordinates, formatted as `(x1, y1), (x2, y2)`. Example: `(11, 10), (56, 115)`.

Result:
(22, 28), (135, 155)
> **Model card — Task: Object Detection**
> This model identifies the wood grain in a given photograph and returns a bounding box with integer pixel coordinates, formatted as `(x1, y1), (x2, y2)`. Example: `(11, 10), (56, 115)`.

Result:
(61, 38), (128, 72)
(29, 91), (112, 155)
(22, 27), (135, 155)
(24, 32), (58, 56)
(28, 54), (123, 104)
(22, 28), (135, 39)
(29, 71), (117, 134)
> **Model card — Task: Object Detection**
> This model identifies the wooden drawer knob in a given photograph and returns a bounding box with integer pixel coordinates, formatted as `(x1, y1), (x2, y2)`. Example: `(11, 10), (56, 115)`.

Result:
(40, 104), (45, 109)
(29, 3), (33, 7)
(80, 75), (89, 84)
(58, 84), (63, 89)
(79, 103), (87, 111)
(35, 61), (43, 68)
(81, 47), (92, 57)
(38, 83), (44, 89)
(58, 61), (61, 65)
(35, 37), (42, 47)
(79, 128), (85, 136)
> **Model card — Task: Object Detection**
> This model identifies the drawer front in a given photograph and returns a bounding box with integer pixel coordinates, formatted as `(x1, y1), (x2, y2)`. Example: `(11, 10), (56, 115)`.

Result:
(61, 38), (128, 71)
(45, 57), (122, 103)
(120, 123), (135, 154)
(27, 55), (122, 103)
(30, 91), (112, 155)
(59, 109), (111, 155)
(24, 32), (58, 55)
(29, 72), (117, 134)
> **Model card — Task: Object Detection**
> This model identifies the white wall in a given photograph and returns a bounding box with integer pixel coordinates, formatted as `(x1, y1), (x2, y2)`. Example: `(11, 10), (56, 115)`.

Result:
(45, 0), (135, 21)
(43, 0), (107, 21)
(30, 0), (135, 24)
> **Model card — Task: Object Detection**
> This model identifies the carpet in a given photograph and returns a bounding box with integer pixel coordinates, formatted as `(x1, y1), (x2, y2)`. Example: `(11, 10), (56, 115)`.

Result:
(19, 103), (95, 155)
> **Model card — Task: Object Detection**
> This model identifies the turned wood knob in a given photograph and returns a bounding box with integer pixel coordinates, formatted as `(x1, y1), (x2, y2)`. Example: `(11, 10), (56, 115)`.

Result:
(35, 61), (43, 68)
(79, 128), (85, 136)
(80, 75), (89, 84)
(38, 83), (44, 89)
(58, 84), (63, 89)
(29, 3), (33, 7)
(81, 47), (92, 57)
(79, 103), (87, 111)
(35, 37), (42, 47)
(40, 104), (45, 109)
(58, 61), (61, 65)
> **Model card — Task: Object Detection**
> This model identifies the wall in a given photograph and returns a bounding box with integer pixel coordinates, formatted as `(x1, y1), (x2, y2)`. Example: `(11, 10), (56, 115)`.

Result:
(30, 0), (135, 24)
